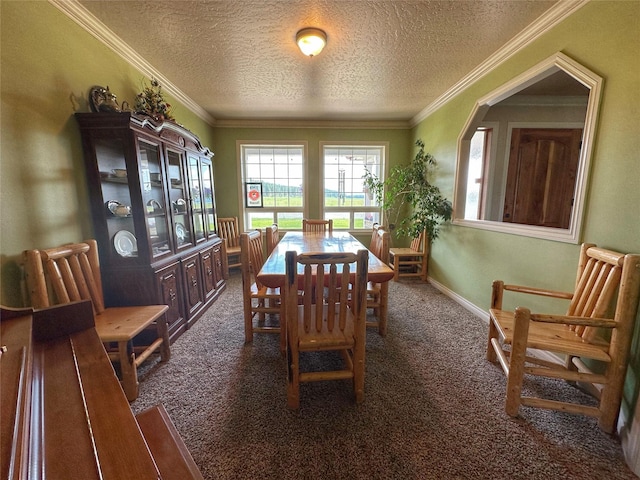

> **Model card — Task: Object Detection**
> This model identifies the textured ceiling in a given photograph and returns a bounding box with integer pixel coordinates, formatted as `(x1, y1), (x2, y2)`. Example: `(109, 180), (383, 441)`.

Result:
(77, 0), (560, 122)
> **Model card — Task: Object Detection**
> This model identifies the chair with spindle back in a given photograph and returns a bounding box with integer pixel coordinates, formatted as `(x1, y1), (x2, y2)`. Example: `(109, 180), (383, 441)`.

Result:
(284, 249), (368, 409)
(388, 229), (427, 281)
(266, 223), (280, 255)
(302, 218), (333, 233)
(487, 243), (640, 433)
(367, 224), (390, 335)
(23, 239), (170, 401)
(217, 216), (241, 274)
(240, 230), (284, 351)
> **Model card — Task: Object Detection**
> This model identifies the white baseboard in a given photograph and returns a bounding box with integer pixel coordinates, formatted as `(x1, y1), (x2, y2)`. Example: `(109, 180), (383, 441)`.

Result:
(427, 277), (489, 322)
(427, 276), (577, 365)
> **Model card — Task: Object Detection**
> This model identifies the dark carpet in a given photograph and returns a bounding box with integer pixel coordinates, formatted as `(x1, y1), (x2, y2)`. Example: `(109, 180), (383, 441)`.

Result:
(132, 273), (636, 480)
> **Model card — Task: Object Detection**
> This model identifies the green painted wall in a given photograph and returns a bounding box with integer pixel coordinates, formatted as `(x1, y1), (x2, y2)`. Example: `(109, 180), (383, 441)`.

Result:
(0, 2), (410, 305)
(413, 0), (640, 424)
(211, 126), (411, 245)
(0, 1), (215, 305)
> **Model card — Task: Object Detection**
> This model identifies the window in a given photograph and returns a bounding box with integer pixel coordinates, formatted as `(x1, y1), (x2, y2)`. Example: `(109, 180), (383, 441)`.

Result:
(464, 128), (492, 220)
(321, 143), (386, 230)
(453, 52), (602, 243)
(239, 143), (306, 230)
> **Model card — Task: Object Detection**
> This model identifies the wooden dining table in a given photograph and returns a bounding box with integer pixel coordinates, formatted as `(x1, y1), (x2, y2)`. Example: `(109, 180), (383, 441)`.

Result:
(256, 231), (394, 333)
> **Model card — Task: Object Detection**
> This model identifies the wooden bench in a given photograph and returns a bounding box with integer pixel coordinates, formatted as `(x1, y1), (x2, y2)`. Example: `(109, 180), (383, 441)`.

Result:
(1, 301), (203, 479)
(136, 404), (204, 480)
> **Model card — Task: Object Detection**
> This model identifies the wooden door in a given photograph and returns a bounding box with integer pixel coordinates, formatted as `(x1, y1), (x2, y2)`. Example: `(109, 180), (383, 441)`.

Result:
(503, 128), (582, 228)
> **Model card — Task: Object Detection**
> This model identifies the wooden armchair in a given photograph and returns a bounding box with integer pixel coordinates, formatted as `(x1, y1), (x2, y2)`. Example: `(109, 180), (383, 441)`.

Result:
(266, 223), (280, 255)
(388, 229), (427, 281)
(284, 249), (368, 409)
(23, 239), (170, 401)
(367, 224), (390, 335)
(487, 243), (640, 433)
(302, 218), (333, 233)
(240, 230), (284, 351)
(217, 216), (241, 273)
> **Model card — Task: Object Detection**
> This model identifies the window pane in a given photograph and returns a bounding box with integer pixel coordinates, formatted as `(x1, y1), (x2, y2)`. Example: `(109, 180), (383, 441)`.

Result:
(358, 211), (381, 230)
(322, 144), (385, 229)
(247, 211), (274, 229)
(465, 130), (487, 220)
(326, 212), (350, 229)
(276, 212), (303, 230)
(241, 144), (305, 229)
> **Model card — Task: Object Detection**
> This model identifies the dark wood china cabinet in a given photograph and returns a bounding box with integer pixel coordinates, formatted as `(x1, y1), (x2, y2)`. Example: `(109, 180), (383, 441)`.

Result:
(75, 112), (225, 342)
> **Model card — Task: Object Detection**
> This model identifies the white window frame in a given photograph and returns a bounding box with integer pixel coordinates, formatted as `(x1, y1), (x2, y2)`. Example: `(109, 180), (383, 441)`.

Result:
(237, 141), (308, 231)
(453, 52), (603, 244)
(320, 141), (388, 231)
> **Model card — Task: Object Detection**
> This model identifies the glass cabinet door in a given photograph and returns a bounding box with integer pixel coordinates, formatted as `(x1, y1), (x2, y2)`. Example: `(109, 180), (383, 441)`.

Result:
(138, 139), (171, 260)
(200, 159), (217, 238)
(188, 155), (206, 243)
(167, 149), (194, 250)
(95, 138), (139, 260)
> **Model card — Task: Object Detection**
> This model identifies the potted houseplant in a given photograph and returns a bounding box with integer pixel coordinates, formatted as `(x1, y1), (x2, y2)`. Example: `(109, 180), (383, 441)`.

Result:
(363, 139), (452, 243)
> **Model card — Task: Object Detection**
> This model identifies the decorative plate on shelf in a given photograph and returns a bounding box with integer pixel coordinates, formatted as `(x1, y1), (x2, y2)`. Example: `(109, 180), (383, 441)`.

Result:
(113, 230), (137, 257)
(175, 223), (187, 245)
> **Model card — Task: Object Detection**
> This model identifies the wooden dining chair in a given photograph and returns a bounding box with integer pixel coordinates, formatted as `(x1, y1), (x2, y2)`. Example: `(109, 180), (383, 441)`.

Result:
(302, 218), (333, 233)
(23, 239), (170, 401)
(240, 230), (284, 351)
(266, 223), (280, 255)
(284, 248), (369, 409)
(388, 229), (427, 281)
(367, 225), (390, 335)
(217, 216), (241, 273)
(487, 243), (640, 433)
(368, 223), (385, 250)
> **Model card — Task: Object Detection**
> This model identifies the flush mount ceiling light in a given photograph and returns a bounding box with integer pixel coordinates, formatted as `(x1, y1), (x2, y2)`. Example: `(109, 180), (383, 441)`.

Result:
(296, 27), (327, 57)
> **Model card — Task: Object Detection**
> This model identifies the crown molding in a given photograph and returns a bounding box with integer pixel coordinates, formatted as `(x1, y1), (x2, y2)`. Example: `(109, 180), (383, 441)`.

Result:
(411, 0), (590, 126)
(214, 118), (411, 129)
(50, 0), (588, 130)
(49, 0), (216, 126)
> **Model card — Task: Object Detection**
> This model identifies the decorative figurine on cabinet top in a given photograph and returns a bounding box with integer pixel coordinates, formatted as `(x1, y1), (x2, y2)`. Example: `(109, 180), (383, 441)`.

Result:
(89, 85), (122, 113)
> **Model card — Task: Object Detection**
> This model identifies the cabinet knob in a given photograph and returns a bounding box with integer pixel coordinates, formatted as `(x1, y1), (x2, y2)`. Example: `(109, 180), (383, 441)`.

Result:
(207, 267), (213, 276)
(191, 277), (198, 287)
(169, 289), (177, 302)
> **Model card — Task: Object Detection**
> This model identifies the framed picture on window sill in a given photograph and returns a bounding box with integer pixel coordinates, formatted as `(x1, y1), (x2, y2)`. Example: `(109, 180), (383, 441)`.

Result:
(245, 182), (263, 208)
